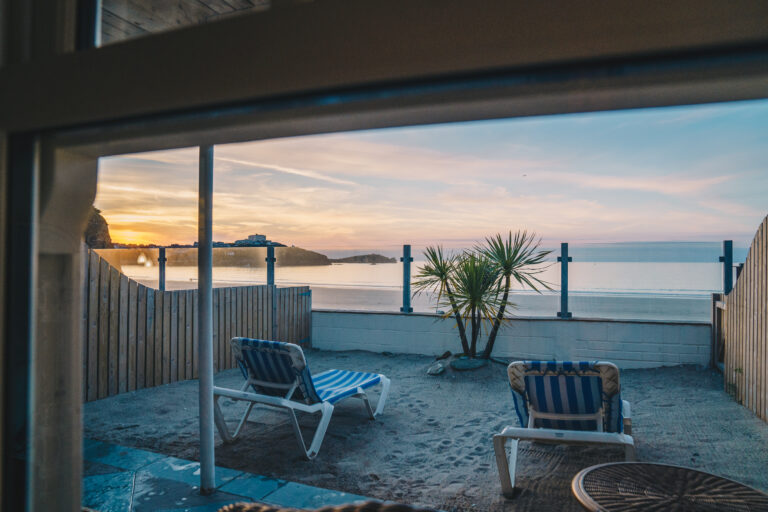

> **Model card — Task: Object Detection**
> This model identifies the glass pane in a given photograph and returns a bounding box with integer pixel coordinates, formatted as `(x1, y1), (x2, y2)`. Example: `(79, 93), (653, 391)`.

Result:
(567, 242), (733, 321)
(275, 246), (403, 311)
(100, 0), (269, 46)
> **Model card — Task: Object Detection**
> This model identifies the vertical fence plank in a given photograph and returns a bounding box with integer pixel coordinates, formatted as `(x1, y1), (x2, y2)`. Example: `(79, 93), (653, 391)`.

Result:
(146, 289), (155, 388)
(213, 287), (220, 371)
(87, 252), (100, 401)
(193, 289), (200, 378)
(170, 291), (179, 383)
(137, 285), (147, 390)
(82, 250), (90, 401)
(225, 287), (232, 369)
(248, 286), (254, 338)
(108, 267), (120, 397)
(154, 290), (164, 386)
(98, 259), (110, 399)
(163, 291), (171, 384)
(118, 274), (129, 394)
(259, 286), (266, 339)
(185, 289), (193, 380)
(128, 280), (138, 392)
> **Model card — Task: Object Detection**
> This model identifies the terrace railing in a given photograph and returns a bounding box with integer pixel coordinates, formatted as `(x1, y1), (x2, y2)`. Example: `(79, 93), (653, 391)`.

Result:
(81, 249), (311, 402)
(718, 214), (767, 422)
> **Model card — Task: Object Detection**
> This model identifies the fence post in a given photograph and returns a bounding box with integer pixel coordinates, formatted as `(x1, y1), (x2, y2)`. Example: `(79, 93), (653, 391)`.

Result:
(400, 244), (413, 313)
(158, 247), (167, 291)
(266, 245), (275, 286)
(735, 263), (744, 280)
(557, 242), (572, 319)
(719, 240), (733, 294)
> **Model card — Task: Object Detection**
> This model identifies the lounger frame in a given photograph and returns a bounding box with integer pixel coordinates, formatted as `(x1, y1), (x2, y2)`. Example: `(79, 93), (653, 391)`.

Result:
(494, 361), (635, 498)
(213, 374), (390, 460)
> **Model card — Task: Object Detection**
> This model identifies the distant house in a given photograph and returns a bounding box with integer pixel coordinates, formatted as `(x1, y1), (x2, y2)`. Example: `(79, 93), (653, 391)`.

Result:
(234, 234), (270, 247)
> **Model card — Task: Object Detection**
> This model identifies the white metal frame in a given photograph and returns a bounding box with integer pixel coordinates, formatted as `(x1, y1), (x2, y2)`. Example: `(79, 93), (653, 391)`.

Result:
(213, 375), (390, 460)
(494, 400), (635, 498)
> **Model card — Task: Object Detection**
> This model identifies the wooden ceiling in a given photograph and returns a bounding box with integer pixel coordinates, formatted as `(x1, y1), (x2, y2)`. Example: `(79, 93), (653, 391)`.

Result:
(101, 0), (271, 45)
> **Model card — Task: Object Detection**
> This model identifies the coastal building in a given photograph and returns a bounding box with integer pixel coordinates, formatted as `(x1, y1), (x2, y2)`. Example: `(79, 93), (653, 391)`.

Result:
(234, 234), (270, 246)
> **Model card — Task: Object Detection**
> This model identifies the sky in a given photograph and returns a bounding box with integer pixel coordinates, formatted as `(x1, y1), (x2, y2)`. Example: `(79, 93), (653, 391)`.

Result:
(96, 99), (768, 255)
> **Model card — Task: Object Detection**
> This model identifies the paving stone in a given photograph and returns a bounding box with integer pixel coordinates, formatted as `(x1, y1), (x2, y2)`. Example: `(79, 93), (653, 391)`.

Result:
(84, 459), (126, 477)
(263, 481), (370, 509)
(82, 470), (135, 511)
(133, 473), (246, 512)
(218, 473), (286, 500)
(140, 456), (242, 489)
(84, 439), (166, 471)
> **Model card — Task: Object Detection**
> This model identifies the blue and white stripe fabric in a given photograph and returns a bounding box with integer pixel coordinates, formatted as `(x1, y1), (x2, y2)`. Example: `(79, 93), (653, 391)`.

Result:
(231, 337), (382, 405)
(508, 360), (624, 433)
(312, 369), (382, 404)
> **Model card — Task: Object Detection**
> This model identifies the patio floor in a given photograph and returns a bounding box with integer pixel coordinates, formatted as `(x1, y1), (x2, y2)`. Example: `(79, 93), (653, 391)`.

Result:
(83, 438), (369, 511)
(84, 350), (768, 511)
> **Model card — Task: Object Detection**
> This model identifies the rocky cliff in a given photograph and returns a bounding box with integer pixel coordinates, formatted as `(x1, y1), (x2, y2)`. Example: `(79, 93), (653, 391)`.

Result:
(84, 207), (113, 248)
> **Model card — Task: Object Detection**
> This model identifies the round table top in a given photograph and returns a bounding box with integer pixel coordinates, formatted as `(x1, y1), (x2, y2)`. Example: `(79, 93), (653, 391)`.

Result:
(571, 462), (768, 512)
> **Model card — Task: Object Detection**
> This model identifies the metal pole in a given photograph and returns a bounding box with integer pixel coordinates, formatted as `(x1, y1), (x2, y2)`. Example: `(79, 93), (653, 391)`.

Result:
(266, 245), (275, 286)
(557, 242), (572, 318)
(400, 244), (413, 313)
(158, 247), (166, 291)
(719, 240), (733, 294)
(197, 145), (216, 494)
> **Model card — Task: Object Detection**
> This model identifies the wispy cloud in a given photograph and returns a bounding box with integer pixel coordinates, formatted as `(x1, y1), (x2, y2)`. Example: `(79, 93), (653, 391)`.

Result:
(215, 156), (358, 186)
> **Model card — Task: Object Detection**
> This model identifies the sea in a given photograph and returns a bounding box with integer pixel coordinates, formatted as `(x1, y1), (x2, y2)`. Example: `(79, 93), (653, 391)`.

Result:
(119, 242), (747, 323)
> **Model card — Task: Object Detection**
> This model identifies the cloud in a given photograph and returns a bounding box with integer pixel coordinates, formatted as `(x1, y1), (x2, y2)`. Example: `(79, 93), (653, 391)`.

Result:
(215, 156), (359, 186)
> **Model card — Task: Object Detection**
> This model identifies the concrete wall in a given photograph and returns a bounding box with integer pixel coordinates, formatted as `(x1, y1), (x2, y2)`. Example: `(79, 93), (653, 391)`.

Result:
(312, 310), (711, 369)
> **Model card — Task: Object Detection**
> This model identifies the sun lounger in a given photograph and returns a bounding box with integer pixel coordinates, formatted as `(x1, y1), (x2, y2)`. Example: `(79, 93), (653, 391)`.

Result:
(493, 360), (635, 497)
(213, 337), (390, 459)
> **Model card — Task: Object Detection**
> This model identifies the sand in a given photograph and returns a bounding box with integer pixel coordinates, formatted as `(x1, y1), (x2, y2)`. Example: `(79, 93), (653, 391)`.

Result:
(84, 350), (768, 511)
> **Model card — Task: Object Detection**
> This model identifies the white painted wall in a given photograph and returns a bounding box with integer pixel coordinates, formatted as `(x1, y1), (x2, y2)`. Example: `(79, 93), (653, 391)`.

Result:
(312, 310), (711, 369)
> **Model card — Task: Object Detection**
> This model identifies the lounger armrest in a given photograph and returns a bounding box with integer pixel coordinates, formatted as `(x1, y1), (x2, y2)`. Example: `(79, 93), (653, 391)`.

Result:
(496, 426), (634, 447)
(622, 399), (632, 435)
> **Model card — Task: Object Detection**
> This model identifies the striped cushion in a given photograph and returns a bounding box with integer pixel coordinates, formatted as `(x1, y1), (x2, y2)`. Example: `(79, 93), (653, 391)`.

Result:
(508, 360), (624, 433)
(232, 338), (322, 404)
(525, 374), (602, 430)
(312, 369), (382, 404)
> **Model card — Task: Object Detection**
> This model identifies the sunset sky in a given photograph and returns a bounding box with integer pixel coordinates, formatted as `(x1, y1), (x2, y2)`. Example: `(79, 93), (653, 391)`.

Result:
(96, 99), (768, 255)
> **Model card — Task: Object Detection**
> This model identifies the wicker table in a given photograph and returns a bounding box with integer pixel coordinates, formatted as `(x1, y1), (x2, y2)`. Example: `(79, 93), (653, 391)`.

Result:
(571, 462), (768, 511)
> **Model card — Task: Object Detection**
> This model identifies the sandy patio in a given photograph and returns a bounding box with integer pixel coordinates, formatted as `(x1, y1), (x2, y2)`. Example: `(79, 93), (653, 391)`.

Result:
(84, 350), (768, 511)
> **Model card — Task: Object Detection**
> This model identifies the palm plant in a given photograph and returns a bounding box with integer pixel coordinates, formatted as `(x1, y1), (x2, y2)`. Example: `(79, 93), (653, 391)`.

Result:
(412, 246), (470, 355)
(477, 231), (551, 358)
(446, 253), (503, 357)
(415, 231), (552, 361)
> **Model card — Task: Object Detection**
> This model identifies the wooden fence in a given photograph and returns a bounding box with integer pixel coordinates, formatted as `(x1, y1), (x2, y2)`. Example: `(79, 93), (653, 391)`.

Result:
(717, 214), (767, 422)
(81, 250), (311, 402)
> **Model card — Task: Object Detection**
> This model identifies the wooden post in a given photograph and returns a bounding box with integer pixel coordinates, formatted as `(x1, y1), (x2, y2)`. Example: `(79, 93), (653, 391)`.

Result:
(557, 242), (573, 319)
(158, 247), (167, 291)
(720, 240), (733, 294)
(400, 244), (413, 313)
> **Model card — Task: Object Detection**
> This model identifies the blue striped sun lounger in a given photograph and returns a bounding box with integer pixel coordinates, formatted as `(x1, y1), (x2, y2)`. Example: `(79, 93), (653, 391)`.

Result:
(213, 338), (390, 459)
(493, 361), (635, 498)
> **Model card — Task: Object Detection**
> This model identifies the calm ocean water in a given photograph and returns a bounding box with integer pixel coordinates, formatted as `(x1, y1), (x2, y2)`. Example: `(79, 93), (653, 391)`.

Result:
(120, 242), (740, 322)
